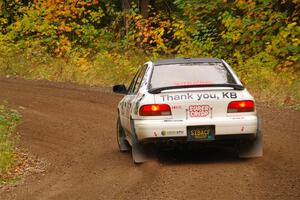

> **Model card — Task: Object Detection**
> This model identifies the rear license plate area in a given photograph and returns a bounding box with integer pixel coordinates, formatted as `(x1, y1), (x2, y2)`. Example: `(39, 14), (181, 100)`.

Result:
(187, 125), (215, 141)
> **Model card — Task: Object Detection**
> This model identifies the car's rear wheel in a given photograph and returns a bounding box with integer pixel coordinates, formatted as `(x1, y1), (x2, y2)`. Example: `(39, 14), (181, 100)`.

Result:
(117, 117), (130, 152)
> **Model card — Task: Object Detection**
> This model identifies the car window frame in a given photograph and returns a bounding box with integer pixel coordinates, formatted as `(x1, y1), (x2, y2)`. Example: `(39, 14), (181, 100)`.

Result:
(127, 64), (148, 95)
(127, 71), (140, 95)
(132, 64), (148, 94)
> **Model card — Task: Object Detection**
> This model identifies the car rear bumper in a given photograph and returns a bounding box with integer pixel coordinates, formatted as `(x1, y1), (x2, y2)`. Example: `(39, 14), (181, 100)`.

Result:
(134, 115), (258, 141)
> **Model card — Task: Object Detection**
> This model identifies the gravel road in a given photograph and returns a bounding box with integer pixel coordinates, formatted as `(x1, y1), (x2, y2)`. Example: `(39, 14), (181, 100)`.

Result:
(0, 77), (299, 200)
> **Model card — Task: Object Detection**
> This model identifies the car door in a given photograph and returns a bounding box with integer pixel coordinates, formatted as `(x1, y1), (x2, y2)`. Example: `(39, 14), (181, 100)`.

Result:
(119, 71), (139, 132)
(123, 64), (148, 133)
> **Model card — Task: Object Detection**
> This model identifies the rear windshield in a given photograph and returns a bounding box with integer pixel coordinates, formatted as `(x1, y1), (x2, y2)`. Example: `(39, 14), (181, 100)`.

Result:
(149, 63), (236, 89)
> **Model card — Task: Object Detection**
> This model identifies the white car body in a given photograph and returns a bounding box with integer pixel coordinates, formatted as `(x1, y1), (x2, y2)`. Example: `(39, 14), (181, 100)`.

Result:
(114, 58), (262, 162)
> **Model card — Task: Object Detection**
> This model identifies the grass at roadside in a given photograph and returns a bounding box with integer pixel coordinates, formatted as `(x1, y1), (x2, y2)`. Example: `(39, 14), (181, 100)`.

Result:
(0, 45), (299, 110)
(0, 104), (21, 184)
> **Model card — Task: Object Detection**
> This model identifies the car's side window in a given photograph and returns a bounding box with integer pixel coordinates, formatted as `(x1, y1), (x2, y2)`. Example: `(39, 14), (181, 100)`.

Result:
(127, 69), (141, 94)
(131, 64), (148, 94)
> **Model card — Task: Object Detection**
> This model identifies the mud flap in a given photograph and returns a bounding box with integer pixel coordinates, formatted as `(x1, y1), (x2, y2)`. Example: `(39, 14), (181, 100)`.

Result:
(132, 142), (153, 164)
(130, 119), (155, 163)
(239, 117), (263, 158)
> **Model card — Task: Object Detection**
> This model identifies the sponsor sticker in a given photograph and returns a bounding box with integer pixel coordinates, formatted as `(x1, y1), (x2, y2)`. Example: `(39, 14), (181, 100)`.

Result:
(171, 105), (182, 110)
(188, 105), (210, 117)
(161, 130), (184, 136)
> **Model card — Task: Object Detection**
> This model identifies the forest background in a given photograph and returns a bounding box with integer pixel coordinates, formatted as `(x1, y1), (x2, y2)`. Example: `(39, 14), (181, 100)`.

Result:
(0, 0), (299, 108)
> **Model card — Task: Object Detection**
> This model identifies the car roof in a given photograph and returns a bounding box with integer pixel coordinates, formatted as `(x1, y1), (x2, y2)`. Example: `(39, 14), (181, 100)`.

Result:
(152, 58), (222, 66)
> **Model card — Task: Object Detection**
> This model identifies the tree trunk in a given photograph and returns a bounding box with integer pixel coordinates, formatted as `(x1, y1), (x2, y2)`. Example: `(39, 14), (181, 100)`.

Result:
(121, 0), (130, 11)
(121, 0), (130, 36)
(139, 0), (149, 19)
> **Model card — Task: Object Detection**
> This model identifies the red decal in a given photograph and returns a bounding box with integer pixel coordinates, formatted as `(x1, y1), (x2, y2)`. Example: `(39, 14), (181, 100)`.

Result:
(175, 80), (214, 86)
(188, 105), (210, 117)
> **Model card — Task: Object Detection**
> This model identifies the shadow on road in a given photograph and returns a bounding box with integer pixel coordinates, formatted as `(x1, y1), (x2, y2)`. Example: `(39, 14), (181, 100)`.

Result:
(154, 146), (245, 165)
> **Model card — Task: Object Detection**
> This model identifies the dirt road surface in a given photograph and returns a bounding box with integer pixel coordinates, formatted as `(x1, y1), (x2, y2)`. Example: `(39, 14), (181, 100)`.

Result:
(0, 77), (299, 200)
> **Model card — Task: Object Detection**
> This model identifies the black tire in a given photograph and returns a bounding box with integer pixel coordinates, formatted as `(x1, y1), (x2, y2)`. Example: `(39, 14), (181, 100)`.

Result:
(117, 117), (130, 152)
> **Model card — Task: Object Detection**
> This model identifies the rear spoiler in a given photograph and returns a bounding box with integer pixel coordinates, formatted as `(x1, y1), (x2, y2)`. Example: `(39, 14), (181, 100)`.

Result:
(148, 84), (244, 94)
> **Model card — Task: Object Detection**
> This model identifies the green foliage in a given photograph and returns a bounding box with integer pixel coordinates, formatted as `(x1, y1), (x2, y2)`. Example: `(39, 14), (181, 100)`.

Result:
(0, 0), (116, 56)
(0, 104), (21, 174)
(173, 0), (300, 107)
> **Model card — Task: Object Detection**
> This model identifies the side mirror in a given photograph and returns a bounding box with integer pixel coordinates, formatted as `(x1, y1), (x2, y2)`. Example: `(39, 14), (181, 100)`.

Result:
(113, 84), (127, 94)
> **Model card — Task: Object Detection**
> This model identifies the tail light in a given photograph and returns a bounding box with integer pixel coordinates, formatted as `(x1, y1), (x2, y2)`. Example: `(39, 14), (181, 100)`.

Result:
(227, 100), (255, 113)
(139, 104), (171, 116)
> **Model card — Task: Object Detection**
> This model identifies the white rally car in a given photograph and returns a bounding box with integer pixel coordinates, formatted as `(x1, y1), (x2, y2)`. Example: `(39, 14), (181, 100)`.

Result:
(113, 58), (262, 163)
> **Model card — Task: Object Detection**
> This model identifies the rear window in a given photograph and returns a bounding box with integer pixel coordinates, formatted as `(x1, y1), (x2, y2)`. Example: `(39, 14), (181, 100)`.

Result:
(149, 63), (236, 89)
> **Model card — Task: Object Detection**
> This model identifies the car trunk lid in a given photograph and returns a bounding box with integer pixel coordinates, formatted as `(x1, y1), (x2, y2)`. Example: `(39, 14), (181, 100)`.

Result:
(153, 88), (244, 120)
